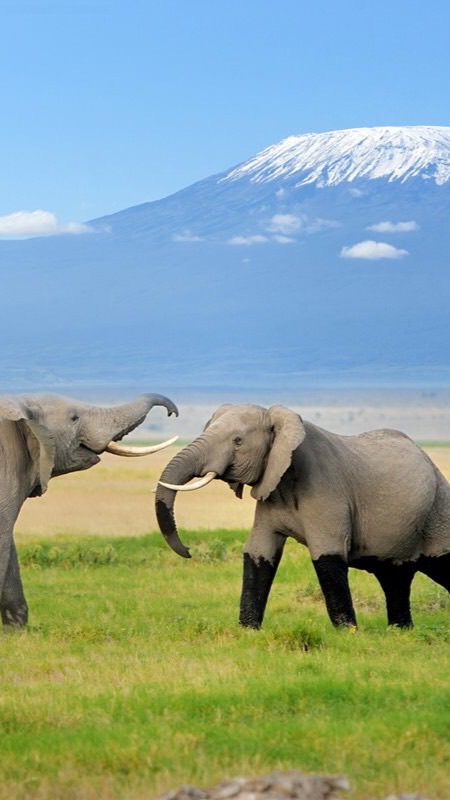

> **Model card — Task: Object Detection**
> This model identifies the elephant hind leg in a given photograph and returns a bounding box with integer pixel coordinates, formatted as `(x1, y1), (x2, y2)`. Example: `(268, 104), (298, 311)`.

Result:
(417, 553), (450, 592)
(371, 560), (416, 628)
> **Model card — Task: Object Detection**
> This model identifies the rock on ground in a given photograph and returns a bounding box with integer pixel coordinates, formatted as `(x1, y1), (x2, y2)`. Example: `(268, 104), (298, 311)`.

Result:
(158, 770), (431, 800)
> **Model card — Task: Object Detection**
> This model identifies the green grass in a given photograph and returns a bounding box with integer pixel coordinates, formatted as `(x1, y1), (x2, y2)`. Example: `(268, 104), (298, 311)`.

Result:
(2, 531), (450, 800)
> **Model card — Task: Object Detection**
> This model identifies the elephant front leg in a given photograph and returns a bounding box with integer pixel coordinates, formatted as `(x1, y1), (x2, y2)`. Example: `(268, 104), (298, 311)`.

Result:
(1, 542), (28, 626)
(312, 554), (357, 627)
(239, 528), (286, 629)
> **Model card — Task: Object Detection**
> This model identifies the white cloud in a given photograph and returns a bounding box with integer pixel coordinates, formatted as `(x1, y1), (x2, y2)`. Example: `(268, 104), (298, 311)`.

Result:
(0, 210), (92, 238)
(228, 212), (340, 247)
(268, 213), (339, 237)
(172, 229), (204, 242)
(340, 240), (409, 260)
(268, 213), (305, 235)
(228, 234), (269, 245)
(272, 234), (295, 244)
(366, 220), (419, 233)
(306, 217), (341, 233)
(348, 187), (366, 197)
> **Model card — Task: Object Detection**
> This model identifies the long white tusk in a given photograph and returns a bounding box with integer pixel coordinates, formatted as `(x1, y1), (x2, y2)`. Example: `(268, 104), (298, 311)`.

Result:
(106, 435), (179, 457)
(158, 471), (217, 491)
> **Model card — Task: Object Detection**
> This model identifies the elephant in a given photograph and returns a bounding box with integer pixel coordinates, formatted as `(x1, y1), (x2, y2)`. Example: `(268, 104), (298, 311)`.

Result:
(0, 392), (178, 626)
(155, 403), (450, 629)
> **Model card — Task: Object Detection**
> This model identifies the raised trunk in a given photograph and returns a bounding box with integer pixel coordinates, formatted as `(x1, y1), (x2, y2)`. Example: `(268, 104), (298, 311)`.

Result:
(155, 441), (208, 558)
(83, 394), (178, 451)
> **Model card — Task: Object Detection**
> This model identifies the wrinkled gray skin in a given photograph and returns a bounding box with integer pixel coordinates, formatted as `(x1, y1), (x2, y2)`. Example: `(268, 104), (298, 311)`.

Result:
(156, 403), (450, 629)
(0, 392), (178, 626)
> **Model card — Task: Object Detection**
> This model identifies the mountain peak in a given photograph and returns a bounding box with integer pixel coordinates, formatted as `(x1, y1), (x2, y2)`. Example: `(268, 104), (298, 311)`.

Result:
(222, 125), (450, 187)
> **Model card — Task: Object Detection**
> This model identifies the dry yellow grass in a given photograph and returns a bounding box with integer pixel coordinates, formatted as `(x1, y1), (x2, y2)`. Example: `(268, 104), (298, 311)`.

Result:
(15, 446), (255, 539)
(15, 444), (450, 541)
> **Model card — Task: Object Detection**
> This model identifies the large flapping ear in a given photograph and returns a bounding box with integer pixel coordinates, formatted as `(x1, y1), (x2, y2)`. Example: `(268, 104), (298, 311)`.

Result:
(0, 398), (56, 496)
(251, 405), (306, 502)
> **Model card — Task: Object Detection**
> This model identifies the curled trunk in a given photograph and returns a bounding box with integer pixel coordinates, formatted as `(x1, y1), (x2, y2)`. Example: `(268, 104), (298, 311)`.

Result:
(155, 441), (208, 558)
(83, 394), (178, 452)
(102, 394), (178, 442)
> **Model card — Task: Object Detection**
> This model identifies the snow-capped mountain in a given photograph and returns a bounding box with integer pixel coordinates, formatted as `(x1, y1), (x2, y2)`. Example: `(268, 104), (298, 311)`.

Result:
(1, 126), (450, 392)
(222, 126), (450, 186)
(89, 125), (450, 246)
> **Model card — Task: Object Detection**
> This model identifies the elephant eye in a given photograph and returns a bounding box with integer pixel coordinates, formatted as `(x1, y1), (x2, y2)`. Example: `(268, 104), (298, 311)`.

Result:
(233, 436), (243, 446)
(71, 414), (80, 423)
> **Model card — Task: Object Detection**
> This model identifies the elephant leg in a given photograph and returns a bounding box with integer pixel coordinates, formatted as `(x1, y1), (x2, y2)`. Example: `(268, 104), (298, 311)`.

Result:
(416, 553), (450, 592)
(312, 554), (357, 627)
(370, 561), (416, 628)
(240, 528), (286, 628)
(1, 542), (28, 626)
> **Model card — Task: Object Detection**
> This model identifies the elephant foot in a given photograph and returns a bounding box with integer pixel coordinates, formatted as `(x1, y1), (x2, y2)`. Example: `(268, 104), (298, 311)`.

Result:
(1, 603), (28, 627)
(388, 620), (414, 629)
(333, 618), (358, 630)
(239, 614), (262, 629)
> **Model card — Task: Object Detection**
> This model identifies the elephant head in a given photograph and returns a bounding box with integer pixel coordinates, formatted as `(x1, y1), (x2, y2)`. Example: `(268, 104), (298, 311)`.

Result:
(0, 391), (179, 626)
(0, 392), (179, 498)
(155, 403), (305, 558)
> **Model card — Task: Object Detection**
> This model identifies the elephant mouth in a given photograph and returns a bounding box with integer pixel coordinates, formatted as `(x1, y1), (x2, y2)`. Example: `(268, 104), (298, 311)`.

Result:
(221, 467), (240, 482)
(52, 444), (101, 477)
(79, 443), (102, 461)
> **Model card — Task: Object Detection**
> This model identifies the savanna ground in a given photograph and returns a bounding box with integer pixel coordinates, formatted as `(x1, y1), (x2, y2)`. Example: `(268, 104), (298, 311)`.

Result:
(3, 446), (450, 800)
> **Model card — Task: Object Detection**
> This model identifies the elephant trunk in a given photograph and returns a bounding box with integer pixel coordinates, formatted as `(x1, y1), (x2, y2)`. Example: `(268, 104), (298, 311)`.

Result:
(155, 439), (209, 559)
(84, 393), (178, 452)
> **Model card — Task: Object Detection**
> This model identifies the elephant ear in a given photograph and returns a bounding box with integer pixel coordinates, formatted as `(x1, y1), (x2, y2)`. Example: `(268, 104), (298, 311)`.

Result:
(251, 405), (306, 502)
(0, 398), (56, 496)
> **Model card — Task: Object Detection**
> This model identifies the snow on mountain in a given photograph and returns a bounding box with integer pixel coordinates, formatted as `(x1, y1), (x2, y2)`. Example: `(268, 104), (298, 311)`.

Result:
(222, 126), (450, 187)
(1, 125), (450, 393)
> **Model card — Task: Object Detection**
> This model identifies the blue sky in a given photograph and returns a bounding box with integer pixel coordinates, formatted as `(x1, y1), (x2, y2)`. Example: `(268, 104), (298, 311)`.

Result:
(2, 0), (450, 233)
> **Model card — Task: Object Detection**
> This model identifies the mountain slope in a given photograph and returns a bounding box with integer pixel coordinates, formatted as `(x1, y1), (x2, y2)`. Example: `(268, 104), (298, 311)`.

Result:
(1, 126), (449, 391)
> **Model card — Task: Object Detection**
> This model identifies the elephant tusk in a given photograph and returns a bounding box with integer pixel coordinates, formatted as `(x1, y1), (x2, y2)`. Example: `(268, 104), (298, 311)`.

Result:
(158, 471), (217, 491)
(106, 435), (179, 457)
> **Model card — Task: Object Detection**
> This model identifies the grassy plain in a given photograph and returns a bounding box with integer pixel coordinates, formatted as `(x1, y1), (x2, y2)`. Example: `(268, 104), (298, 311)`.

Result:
(3, 445), (450, 800)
